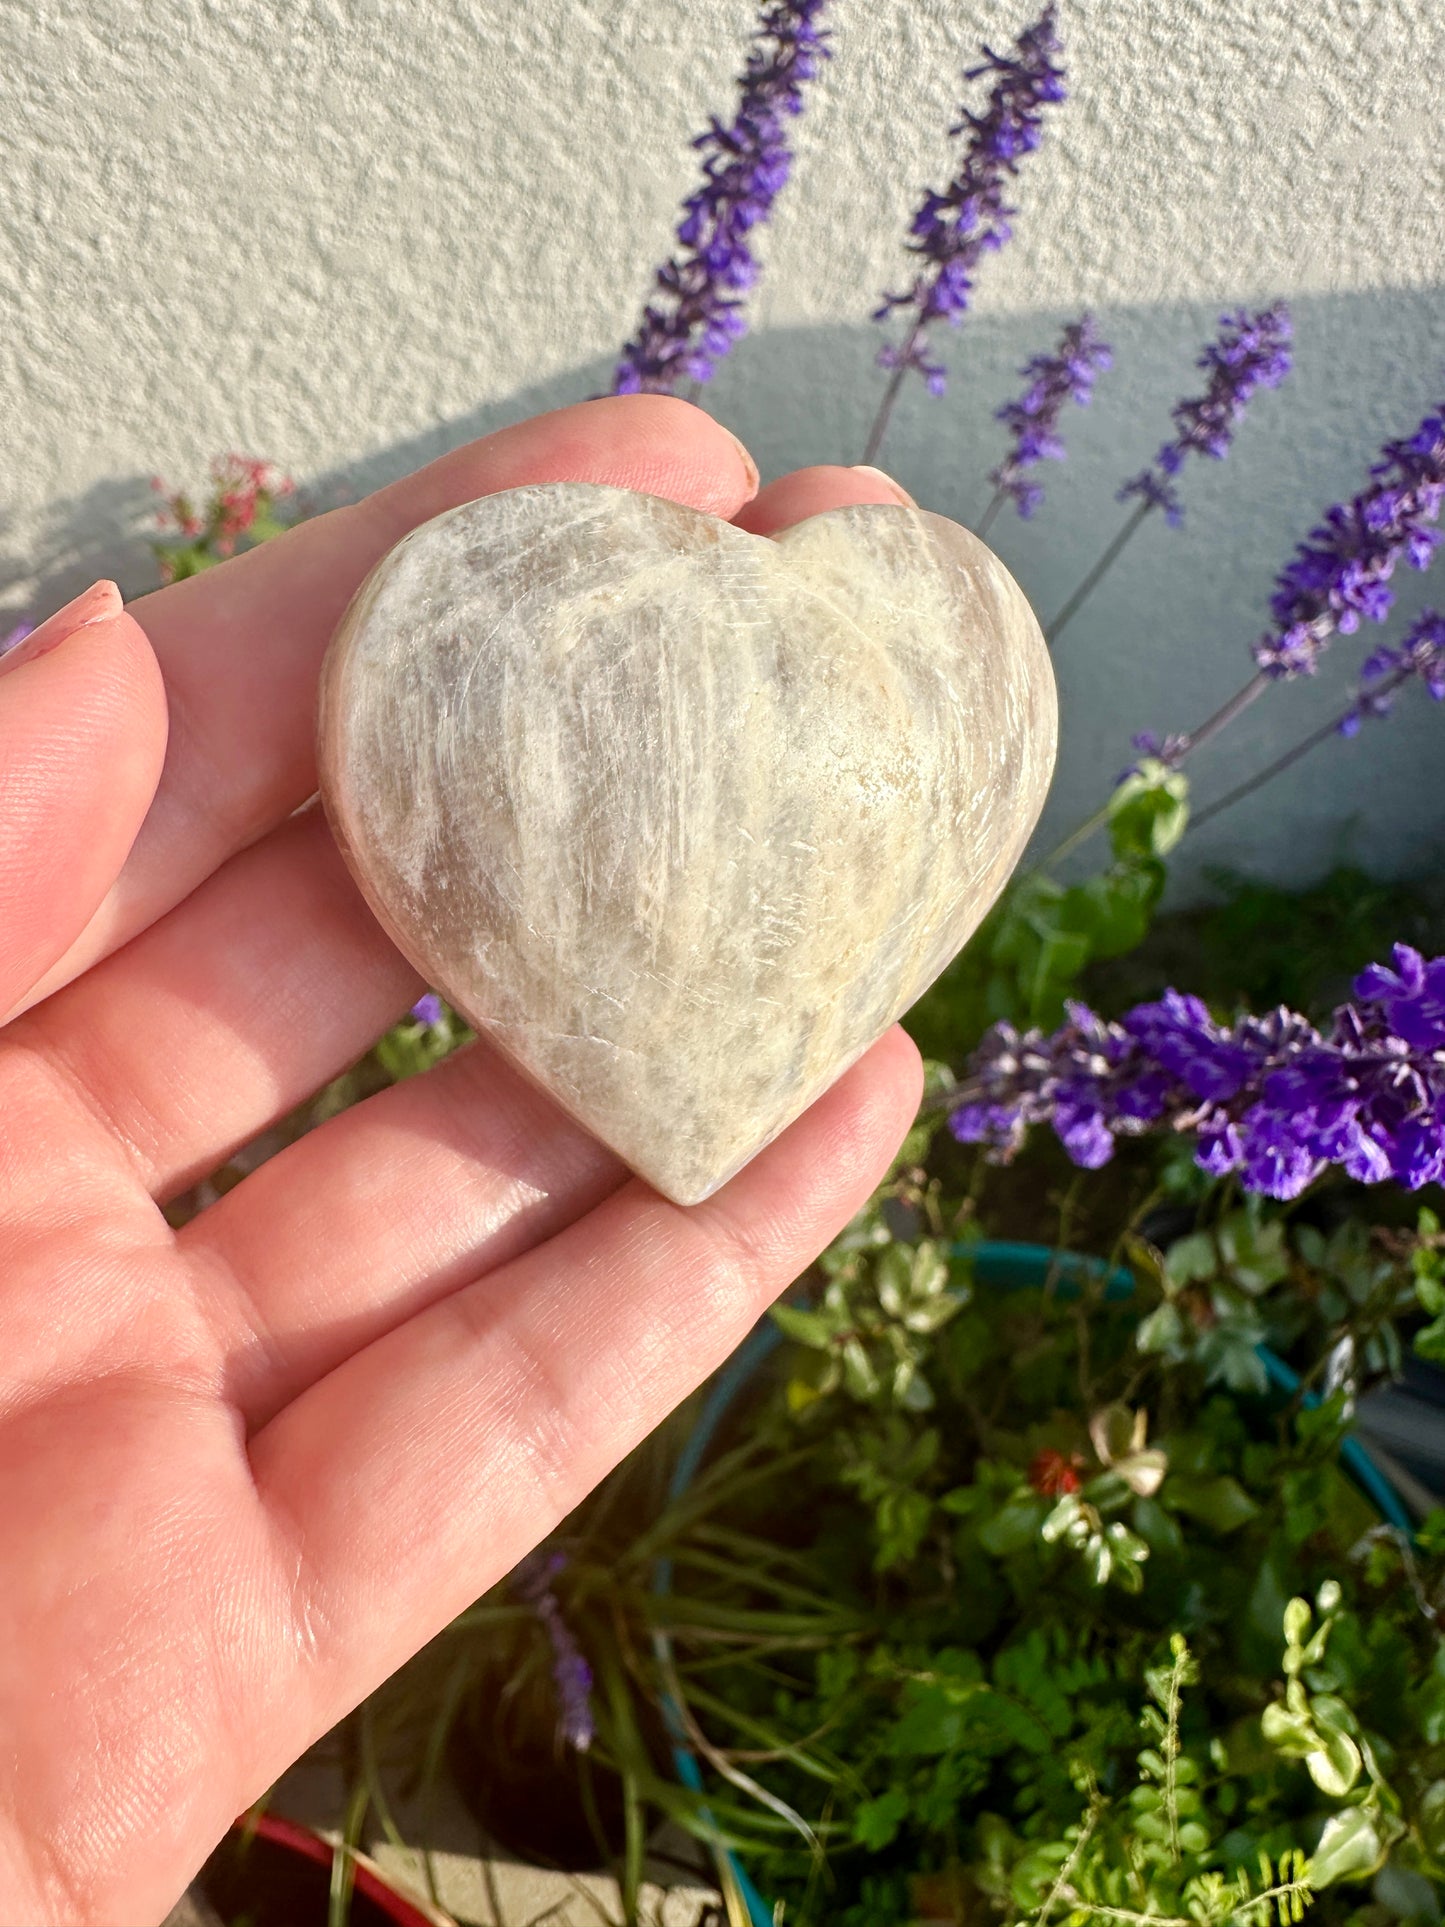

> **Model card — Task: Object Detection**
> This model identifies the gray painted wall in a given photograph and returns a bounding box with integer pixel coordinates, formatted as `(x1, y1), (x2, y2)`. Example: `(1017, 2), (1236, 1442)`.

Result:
(3, 0), (1443, 892)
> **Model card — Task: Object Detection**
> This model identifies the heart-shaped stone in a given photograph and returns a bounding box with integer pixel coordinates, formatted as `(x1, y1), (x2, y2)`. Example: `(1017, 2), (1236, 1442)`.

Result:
(317, 484), (1056, 1204)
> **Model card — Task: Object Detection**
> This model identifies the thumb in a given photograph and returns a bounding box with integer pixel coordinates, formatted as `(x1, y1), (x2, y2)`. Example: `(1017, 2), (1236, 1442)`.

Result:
(0, 582), (169, 1021)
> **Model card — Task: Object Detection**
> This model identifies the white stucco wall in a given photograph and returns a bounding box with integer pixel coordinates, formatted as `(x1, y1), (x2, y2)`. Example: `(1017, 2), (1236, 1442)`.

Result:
(3, 0), (1443, 891)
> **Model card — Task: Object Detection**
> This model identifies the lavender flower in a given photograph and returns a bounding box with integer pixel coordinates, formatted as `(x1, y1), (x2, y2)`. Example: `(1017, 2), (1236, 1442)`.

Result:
(410, 993), (444, 1026)
(1117, 305), (1293, 527)
(950, 946), (1445, 1200)
(612, 3), (830, 395)
(985, 314), (1112, 521)
(1, 619), (33, 657)
(514, 1551), (595, 1753)
(1339, 609), (1445, 735)
(1119, 730), (1189, 780)
(870, 6), (1064, 407)
(1253, 404), (1445, 679)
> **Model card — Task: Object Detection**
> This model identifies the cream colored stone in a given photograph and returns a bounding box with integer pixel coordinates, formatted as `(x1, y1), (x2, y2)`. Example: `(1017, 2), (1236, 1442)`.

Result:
(318, 484), (1056, 1204)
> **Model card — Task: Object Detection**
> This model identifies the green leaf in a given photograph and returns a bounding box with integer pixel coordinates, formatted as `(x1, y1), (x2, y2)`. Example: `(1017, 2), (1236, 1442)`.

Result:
(910, 1241), (950, 1300)
(1136, 1301), (1186, 1354)
(852, 1786), (909, 1851)
(1283, 1597), (1312, 1648)
(902, 1292), (968, 1335)
(1108, 760), (1191, 859)
(1261, 1702), (1316, 1753)
(1166, 1474), (1260, 1533)
(1418, 1778), (1445, 1857)
(1196, 1320), (1270, 1394)
(1113, 1449), (1168, 1498)
(1308, 1806), (1383, 1886)
(977, 1494), (1048, 1558)
(894, 1363), (935, 1412)
(1219, 1211), (1289, 1293)
(770, 1304), (839, 1349)
(842, 1336), (881, 1400)
(875, 1245), (912, 1317)
(1059, 862), (1162, 961)
(1164, 1231), (1218, 1288)
(1305, 1723), (1362, 1798)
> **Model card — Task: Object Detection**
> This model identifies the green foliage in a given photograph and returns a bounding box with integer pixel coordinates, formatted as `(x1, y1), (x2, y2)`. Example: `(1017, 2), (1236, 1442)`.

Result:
(352, 1161), (1445, 1927)
(1411, 1209), (1445, 1364)
(372, 999), (474, 1082)
(775, 1204), (971, 1415)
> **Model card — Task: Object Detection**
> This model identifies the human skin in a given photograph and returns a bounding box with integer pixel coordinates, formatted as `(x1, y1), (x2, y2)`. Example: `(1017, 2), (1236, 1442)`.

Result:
(0, 395), (922, 1926)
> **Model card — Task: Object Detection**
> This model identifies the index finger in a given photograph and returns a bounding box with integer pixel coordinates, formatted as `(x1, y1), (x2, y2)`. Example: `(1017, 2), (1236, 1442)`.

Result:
(20, 396), (759, 1012)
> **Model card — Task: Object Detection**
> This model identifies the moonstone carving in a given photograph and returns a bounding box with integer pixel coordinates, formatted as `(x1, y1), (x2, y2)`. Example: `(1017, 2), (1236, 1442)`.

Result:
(318, 484), (1057, 1205)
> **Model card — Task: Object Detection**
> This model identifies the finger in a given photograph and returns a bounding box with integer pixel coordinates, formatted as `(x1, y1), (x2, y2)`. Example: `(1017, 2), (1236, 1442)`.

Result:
(186, 1032), (628, 1427)
(0, 585), (168, 1020)
(733, 462), (914, 535)
(12, 809), (422, 1200)
(249, 1026), (922, 1703)
(18, 398), (759, 1017)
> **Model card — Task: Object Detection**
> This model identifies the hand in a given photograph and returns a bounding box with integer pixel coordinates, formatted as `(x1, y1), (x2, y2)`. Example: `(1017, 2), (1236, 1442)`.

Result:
(0, 397), (922, 1926)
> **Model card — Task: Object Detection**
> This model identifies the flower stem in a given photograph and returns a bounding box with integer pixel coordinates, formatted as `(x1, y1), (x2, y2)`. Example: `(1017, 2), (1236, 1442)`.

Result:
(1045, 498), (1153, 645)
(1191, 666), (1412, 832)
(1036, 672), (1271, 872)
(1175, 670), (1269, 759)
(861, 323), (921, 466)
(975, 487), (1007, 540)
(1037, 799), (1112, 872)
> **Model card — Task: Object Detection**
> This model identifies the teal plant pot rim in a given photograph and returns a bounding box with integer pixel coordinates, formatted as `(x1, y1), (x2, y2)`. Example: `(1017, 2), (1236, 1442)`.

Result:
(654, 1239), (1412, 1927)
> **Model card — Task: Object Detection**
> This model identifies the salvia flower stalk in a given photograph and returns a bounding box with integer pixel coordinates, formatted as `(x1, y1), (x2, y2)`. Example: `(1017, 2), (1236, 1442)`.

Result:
(1045, 407), (1445, 873)
(978, 313), (1112, 532)
(863, 4), (1065, 463)
(1116, 304), (1294, 526)
(949, 944), (1445, 1200)
(1047, 305), (1292, 645)
(1186, 609), (1445, 834)
(1343, 608), (1445, 731)
(1253, 405), (1445, 678)
(513, 1552), (596, 1753)
(612, 2), (831, 396)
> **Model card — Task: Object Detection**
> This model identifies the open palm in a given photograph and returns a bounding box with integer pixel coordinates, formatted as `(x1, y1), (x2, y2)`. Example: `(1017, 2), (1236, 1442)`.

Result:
(0, 397), (922, 1926)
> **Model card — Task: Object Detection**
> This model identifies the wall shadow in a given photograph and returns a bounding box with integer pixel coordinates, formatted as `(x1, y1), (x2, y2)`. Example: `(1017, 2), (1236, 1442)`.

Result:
(15, 282), (1445, 899)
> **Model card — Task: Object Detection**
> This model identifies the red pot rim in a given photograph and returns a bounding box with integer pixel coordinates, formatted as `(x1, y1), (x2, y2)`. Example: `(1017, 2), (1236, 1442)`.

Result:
(233, 1809), (444, 1927)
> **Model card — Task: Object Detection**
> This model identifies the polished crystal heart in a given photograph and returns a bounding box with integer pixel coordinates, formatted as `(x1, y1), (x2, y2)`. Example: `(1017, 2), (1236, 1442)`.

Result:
(317, 484), (1056, 1204)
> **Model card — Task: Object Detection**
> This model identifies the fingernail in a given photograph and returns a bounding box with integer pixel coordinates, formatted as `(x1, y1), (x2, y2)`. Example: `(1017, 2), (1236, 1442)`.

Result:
(720, 425), (760, 498)
(850, 465), (916, 508)
(0, 580), (121, 680)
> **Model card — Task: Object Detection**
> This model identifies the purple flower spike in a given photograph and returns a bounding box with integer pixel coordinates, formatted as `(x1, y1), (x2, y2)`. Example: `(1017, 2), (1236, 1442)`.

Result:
(1337, 608), (1445, 733)
(872, 6), (1065, 402)
(1, 619), (34, 657)
(1254, 405), (1445, 679)
(1117, 304), (1292, 527)
(949, 947), (1445, 1199)
(613, 3), (831, 395)
(514, 1552), (596, 1754)
(987, 314), (1112, 519)
(410, 993), (444, 1027)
